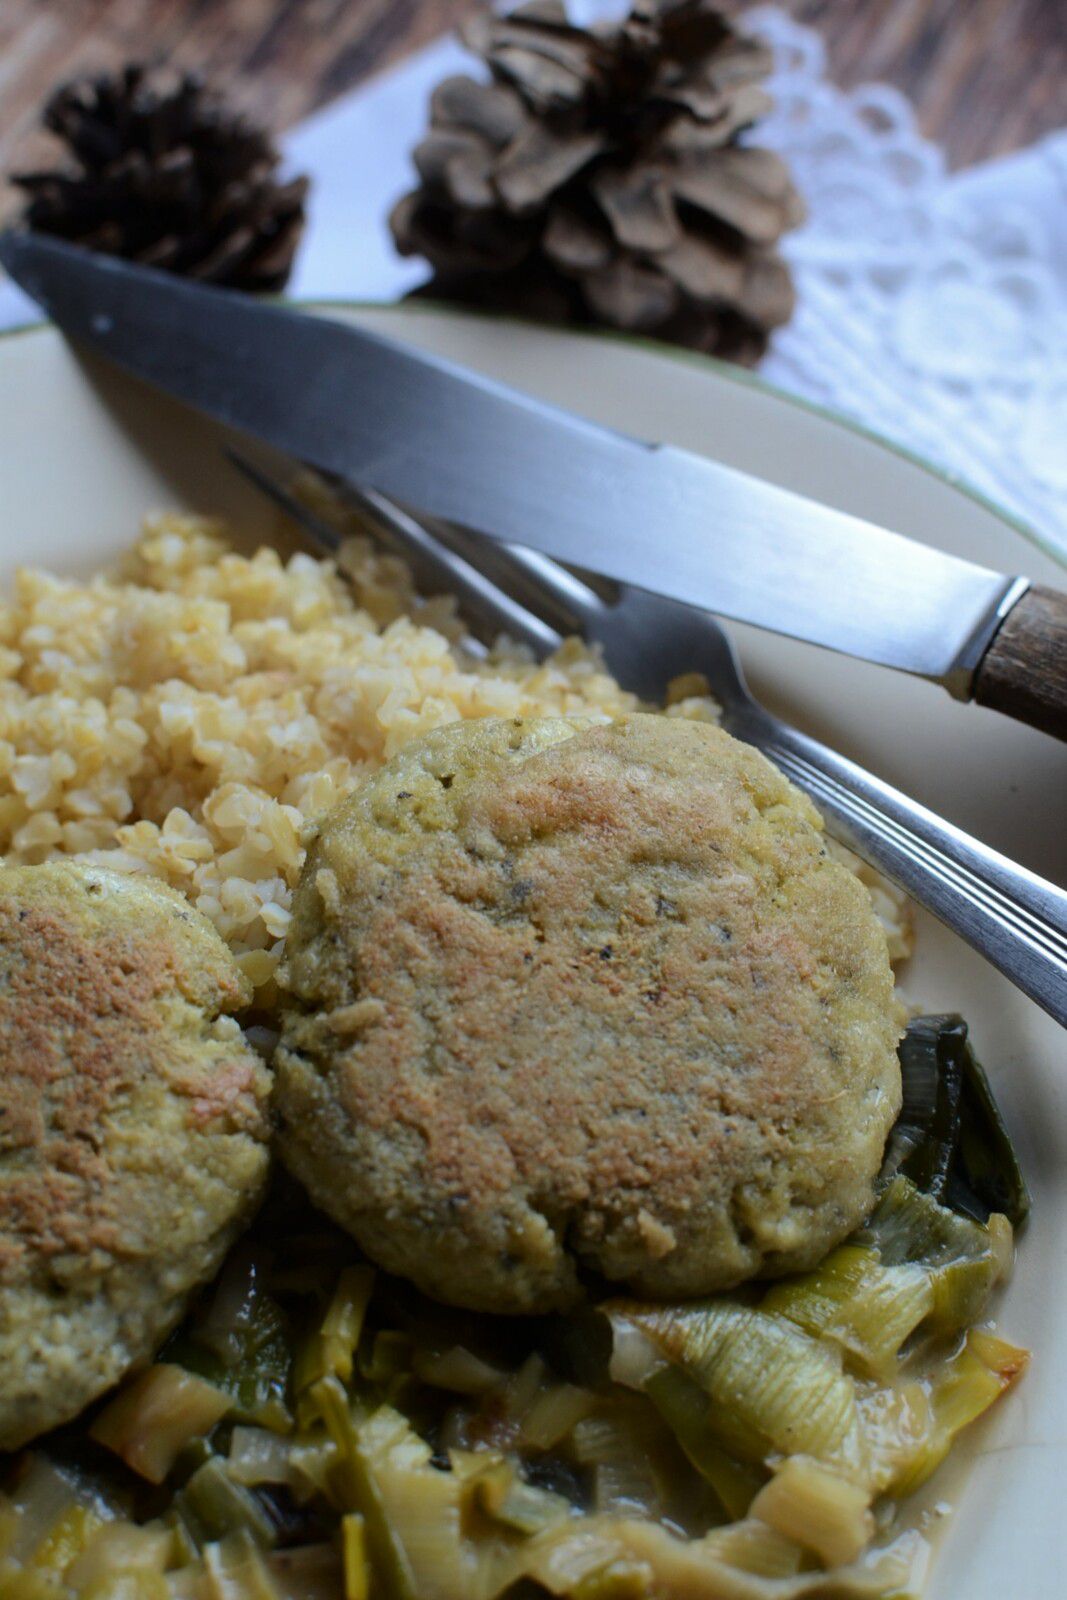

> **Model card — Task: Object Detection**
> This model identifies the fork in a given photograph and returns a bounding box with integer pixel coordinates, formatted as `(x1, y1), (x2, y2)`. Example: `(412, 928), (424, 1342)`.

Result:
(227, 449), (1067, 1029)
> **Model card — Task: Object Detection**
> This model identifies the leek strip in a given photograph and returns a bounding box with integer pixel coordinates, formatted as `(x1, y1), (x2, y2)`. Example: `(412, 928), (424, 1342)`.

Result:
(860, 1178), (1007, 1336)
(227, 1429), (294, 1488)
(518, 1520), (640, 1595)
(342, 1514), (370, 1600)
(890, 1016), (964, 1199)
(309, 1381), (418, 1600)
(823, 1265), (933, 1381)
(570, 1561), (653, 1598)
(762, 1250), (934, 1380)
(26, 1503), (106, 1572)
(607, 1319), (664, 1392)
(518, 1515), (926, 1597)
(202, 1530), (283, 1599)
(890, 1016), (1029, 1227)
(474, 1467), (572, 1535)
(862, 1178), (986, 1268)
(751, 1457), (874, 1568)
(357, 1331), (415, 1393)
(760, 1247), (876, 1338)
(90, 1366), (231, 1485)
(571, 1404), (678, 1520)
(172, 1460), (277, 1549)
(769, 1179), (1010, 1375)
(286, 1437), (340, 1505)
(164, 1279), (292, 1435)
(610, 1301), (861, 1466)
(644, 1368), (763, 1521)
(81, 1572), (171, 1599)
(954, 1033), (1030, 1226)
(353, 1408), (476, 1600)
(161, 1511), (199, 1567)
(504, 1354), (549, 1424)
(700, 1518), (804, 1578)
(197, 1256), (266, 1366)
(889, 1329), (1028, 1497)
(519, 1384), (597, 1451)
(412, 1347), (508, 1397)
(5, 1454), (122, 1568)
(853, 1380), (931, 1497)
(591, 1461), (659, 1519)
(65, 1525), (174, 1585)
(294, 1267), (375, 1393)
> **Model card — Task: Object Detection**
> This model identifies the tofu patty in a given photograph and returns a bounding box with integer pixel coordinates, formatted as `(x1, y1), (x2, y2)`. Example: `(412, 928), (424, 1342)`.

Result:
(275, 715), (902, 1314)
(0, 862), (271, 1450)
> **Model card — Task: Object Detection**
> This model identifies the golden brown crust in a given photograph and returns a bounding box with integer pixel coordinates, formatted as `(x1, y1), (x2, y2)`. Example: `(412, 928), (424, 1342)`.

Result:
(0, 862), (271, 1449)
(276, 716), (903, 1314)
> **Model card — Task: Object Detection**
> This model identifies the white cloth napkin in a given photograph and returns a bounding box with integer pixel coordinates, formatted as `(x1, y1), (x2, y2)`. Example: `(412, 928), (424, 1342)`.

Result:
(2, 2), (1063, 555)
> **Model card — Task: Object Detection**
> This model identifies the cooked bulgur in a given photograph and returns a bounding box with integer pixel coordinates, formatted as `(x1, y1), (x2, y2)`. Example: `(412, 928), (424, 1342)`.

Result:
(0, 515), (909, 1000)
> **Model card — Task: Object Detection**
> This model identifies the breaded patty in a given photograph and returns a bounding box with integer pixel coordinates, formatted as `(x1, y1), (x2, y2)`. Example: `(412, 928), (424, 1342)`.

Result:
(275, 715), (903, 1314)
(0, 862), (271, 1450)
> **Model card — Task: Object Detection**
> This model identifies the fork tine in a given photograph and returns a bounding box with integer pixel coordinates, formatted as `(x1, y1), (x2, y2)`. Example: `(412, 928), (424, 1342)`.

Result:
(343, 479), (566, 657)
(426, 519), (601, 636)
(223, 447), (340, 552)
(302, 465), (579, 635)
(225, 447), (563, 658)
(311, 463), (602, 635)
(230, 446), (597, 640)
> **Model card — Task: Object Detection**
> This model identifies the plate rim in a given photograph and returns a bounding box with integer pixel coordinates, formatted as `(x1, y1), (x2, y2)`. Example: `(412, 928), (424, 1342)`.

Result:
(0, 290), (1063, 1600)
(4, 300), (1064, 574)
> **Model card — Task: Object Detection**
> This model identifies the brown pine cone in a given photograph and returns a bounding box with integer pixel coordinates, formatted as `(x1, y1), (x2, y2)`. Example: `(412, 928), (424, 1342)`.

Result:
(11, 64), (308, 293)
(391, 0), (805, 363)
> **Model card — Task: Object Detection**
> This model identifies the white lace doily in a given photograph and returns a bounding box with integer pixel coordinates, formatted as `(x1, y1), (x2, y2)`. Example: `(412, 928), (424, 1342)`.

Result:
(748, 7), (1067, 559)
(1, 3), (1063, 557)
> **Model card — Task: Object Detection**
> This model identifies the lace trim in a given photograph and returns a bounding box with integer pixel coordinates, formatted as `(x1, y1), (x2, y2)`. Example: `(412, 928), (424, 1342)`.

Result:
(747, 6), (1067, 558)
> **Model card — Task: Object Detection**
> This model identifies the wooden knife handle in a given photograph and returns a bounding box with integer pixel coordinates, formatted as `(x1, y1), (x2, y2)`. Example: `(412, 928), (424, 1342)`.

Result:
(973, 584), (1067, 740)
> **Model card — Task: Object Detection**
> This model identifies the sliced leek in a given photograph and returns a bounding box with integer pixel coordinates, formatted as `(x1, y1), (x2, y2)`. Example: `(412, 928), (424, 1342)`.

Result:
(644, 1367), (764, 1521)
(294, 1266), (375, 1392)
(90, 1365), (231, 1485)
(608, 1299), (862, 1467)
(0, 1009), (1030, 1600)
(889, 1015), (1030, 1226)
(751, 1456), (874, 1568)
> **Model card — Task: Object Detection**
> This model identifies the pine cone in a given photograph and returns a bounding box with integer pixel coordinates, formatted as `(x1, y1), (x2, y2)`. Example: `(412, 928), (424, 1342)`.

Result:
(391, 0), (803, 362)
(11, 64), (308, 292)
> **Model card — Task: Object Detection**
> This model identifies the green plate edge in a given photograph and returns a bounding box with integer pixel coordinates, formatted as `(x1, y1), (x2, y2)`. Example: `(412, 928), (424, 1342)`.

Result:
(4, 296), (1063, 573)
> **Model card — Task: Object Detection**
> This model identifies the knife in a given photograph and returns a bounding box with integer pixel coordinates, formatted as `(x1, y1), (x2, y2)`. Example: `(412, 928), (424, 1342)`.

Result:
(3, 231), (1064, 739)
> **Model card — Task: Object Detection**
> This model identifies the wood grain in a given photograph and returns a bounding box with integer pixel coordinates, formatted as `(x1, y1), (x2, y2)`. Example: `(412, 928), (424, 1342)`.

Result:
(777, 0), (1066, 171)
(0, 1), (473, 217)
(973, 586), (1067, 742)
(0, 0), (1063, 226)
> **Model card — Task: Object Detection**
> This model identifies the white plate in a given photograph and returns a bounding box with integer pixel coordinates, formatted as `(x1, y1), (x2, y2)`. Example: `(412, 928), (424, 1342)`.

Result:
(0, 307), (1063, 1599)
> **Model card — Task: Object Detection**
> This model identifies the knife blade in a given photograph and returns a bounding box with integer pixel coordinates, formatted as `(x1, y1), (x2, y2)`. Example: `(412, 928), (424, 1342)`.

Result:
(1, 230), (1057, 724)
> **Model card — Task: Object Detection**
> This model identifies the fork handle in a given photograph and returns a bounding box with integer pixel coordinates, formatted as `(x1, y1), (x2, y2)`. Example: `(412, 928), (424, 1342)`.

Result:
(730, 708), (1067, 1028)
(972, 584), (1067, 741)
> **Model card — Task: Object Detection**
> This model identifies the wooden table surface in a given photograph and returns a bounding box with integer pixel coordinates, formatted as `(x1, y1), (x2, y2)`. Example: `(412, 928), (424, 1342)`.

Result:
(0, 0), (1063, 216)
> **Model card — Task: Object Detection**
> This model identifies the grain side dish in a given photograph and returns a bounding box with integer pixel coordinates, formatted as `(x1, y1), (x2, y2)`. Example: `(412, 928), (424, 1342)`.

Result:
(0, 515), (910, 989)
(0, 516), (716, 1002)
(0, 516), (1028, 1599)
